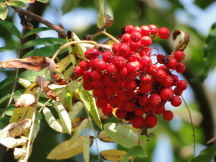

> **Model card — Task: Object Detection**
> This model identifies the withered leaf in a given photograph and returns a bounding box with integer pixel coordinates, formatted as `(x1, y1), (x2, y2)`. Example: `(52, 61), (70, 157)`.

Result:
(0, 119), (32, 138)
(98, 130), (113, 143)
(0, 56), (52, 71)
(173, 30), (190, 52)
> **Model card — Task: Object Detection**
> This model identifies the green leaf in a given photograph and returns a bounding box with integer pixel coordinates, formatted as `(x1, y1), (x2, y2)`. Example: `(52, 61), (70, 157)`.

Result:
(22, 44), (61, 57)
(0, 46), (16, 52)
(0, 21), (20, 38)
(203, 22), (216, 77)
(191, 145), (216, 162)
(20, 69), (46, 82)
(23, 27), (51, 38)
(53, 101), (72, 134)
(0, 3), (8, 20)
(97, 0), (105, 28)
(0, 117), (9, 129)
(47, 136), (88, 160)
(43, 107), (63, 133)
(37, 0), (49, 3)
(0, 76), (13, 90)
(5, 1), (26, 7)
(104, 123), (138, 149)
(69, 101), (83, 121)
(72, 119), (89, 139)
(83, 132), (90, 162)
(62, 0), (80, 14)
(120, 145), (145, 162)
(22, 37), (66, 49)
(78, 85), (102, 129)
(72, 32), (86, 59)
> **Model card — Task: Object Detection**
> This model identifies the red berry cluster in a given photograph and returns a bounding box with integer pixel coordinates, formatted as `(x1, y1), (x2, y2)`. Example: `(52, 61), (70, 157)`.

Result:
(73, 24), (187, 129)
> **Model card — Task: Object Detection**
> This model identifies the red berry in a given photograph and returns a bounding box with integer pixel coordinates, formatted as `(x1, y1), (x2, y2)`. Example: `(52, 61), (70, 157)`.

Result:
(163, 110), (173, 121)
(158, 27), (170, 39)
(124, 24), (134, 34)
(112, 43), (120, 54)
(91, 70), (102, 80)
(131, 116), (145, 128)
(167, 56), (177, 69)
(118, 43), (130, 57)
(140, 74), (152, 84)
(141, 36), (152, 46)
(157, 54), (164, 64)
(160, 88), (174, 101)
(177, 80), (187, 90)
(73, 66), (83, 76)
(171, 96), (182, 107)
(116, 109), (127, 119)
(139, 83), (152, 94)
(162, 75), (173, 88)
(102, 51), (114, 63)
(141, 25), (151, 36)
(126, 61), (141, 73)
(149, 94), (161, 106)
(154, 69), (167, 81)
(101, 104), (113, 115)
(85, 48), (100, 60)
(174, 51), (185, 61)
(174, 87), (183, 96)
(155, 105), (165, 114)
(139, 95), (149, 106)
(144, 114), (157, 128)
(140, 56), (152, 67)
(140, 48), (151, 57)
(106, 63), (117, 74)
(130, 31), (142, 42)
(121, 33), (131, 43)
(79, 60), (90, 71)
(149, 24), (158, 35)
(176, 62), (186, 73)
(114, 56), (127, 68)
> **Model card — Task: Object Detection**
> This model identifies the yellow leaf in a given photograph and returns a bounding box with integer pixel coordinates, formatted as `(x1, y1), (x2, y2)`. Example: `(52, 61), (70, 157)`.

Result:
(10, 106), (35, 123)
(56, 55), (72, 72)
(98, 130), (113, 143)
(47, 136), (88, 160)
(100, 149), (127, 161)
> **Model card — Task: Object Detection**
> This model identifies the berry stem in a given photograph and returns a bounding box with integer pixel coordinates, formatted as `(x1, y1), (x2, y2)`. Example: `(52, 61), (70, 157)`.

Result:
(93, 30), (120, 43)
(52, 40), (99, 61)
(182, 96), (196, 155)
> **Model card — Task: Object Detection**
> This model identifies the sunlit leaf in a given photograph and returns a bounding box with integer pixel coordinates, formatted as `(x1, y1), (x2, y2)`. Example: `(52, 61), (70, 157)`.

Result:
(0, 3), (8, 20)
(72, 118), (89, 139)
(47, 136), (89, 160)
(98, 130), (113, 143)
(69, 101), (83, 121)
(0, 20), (20, 38)
(83, 132), (90, 162)
(97, 0), (105, 28)
(5, 1), (26, 7)
(43, 107), (63, 133)
(10, 106), (35, 123)
(78, 85), (102, 129)
(100, 149), (127, 161)
(53, 101), (71, 134)
(0, 136), (27, 148)
(37, 0), (49, 3)
(104, 123), (138, 148)
(22, 37), (66, 49)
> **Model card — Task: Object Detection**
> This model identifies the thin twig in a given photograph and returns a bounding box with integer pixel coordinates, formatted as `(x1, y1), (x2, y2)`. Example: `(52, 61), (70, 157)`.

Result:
(12, 6), (67, 38)
(51, 40), (99, 60)
(182, 96), (196, 155)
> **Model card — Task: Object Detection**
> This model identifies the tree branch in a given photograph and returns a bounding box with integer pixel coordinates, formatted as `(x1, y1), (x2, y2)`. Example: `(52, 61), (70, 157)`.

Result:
(12, 6), (67, 38)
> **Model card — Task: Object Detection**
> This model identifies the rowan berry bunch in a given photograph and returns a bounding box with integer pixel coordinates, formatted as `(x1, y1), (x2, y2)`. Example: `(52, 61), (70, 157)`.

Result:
(74, 24), (187, 129)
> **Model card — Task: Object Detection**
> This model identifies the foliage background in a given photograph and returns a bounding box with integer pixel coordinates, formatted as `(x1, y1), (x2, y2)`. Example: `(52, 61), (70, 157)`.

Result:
(0, 0), (216, 161)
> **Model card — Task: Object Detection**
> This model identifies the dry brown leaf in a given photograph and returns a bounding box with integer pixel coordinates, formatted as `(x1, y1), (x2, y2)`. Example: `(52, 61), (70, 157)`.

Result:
(100, 149), (127, 161)
(0, 56), (53, 71)
(0, 119), (32, 138)
(173, 30), (190, 52)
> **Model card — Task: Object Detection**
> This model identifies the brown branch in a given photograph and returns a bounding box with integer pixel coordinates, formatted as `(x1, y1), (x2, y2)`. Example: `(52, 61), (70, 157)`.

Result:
(12, 6), (67, 38)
